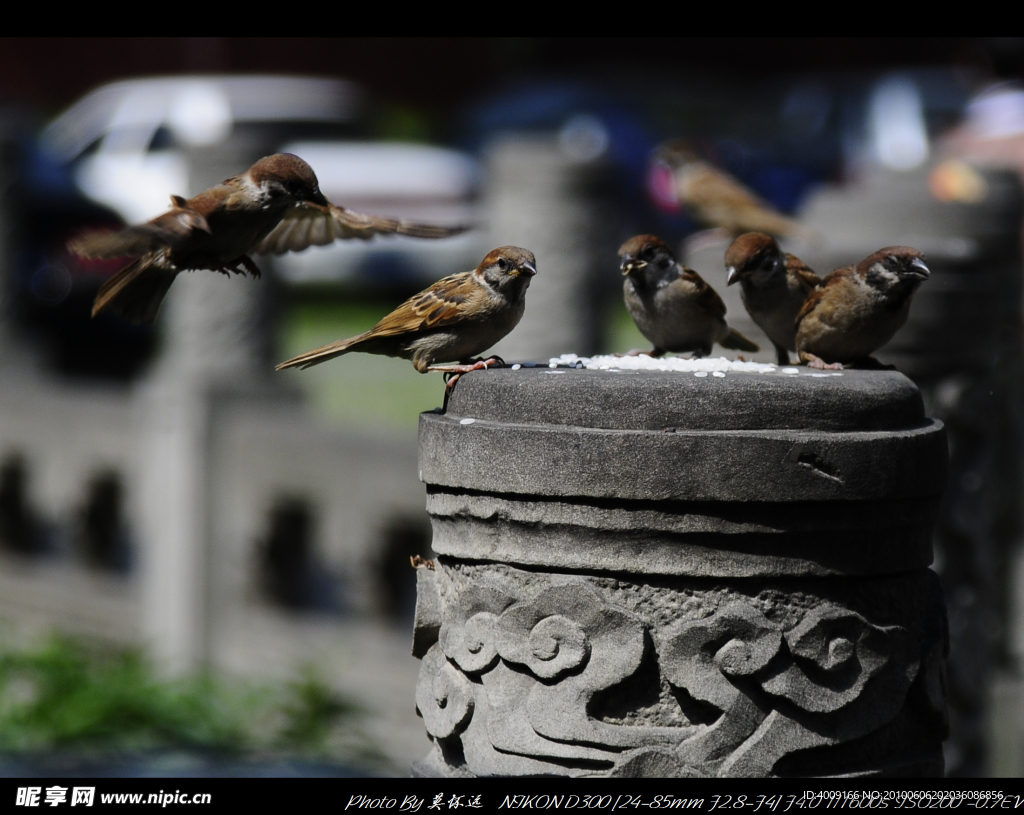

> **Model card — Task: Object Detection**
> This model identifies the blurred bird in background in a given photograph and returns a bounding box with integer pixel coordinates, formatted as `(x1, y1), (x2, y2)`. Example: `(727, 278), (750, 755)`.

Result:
(652, 141), (812, 247)
(69, 153), (466, 325)
(619, 234), (758, 358)
(795, 246), (930, 370)
(724, 232), (822, 365)
(277, 246), (536, 386)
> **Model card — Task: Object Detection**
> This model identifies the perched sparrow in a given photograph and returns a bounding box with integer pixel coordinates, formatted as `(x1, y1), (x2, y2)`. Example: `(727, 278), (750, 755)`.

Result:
(620, 234), (758, 358)
(724, 232), (822, 365)
(69, 153), (465, 325)
(276, 246), (536, 383)
(654, 141), (808, 239)
(795, 247), (930, 370)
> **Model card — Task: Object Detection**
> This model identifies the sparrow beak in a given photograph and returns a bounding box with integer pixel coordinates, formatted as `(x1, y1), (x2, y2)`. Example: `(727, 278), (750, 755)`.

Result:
(909, 258), (930, 279)
(726, 266), (740, 286)
(310, 189), (329, 207)
(514, 262), (537, 278)
(621, 259), (647, 276)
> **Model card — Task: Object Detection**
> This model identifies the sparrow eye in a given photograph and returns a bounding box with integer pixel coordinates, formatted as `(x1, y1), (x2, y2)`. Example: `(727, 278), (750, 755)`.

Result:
(497, 258), (508, 271)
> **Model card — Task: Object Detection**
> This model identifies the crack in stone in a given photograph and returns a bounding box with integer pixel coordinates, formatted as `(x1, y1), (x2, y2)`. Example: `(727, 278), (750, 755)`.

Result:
(787, 445), (844, 484)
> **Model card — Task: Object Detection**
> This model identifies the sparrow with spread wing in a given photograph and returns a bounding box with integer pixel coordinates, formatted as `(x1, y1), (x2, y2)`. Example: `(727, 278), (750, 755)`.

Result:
(795, 246), (930, 370)
(655, 141), (809, 240)
(724, 232), (822, 365)
(620, 234), (758, 358)
(276, 246), (536, 385)
(69, 153), (466, 325)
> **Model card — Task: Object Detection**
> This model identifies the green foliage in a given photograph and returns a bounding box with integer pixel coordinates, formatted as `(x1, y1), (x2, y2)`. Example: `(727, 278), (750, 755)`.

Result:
(0, 636), (369, 762)
(281, 299), (445, 431)
(276, 667), (359, 751)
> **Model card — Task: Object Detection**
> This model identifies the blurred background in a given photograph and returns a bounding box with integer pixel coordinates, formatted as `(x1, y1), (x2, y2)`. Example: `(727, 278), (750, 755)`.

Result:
(0, 37), (1022, 777)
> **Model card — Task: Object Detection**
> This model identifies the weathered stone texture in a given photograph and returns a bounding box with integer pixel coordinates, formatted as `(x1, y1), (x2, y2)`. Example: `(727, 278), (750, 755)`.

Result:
(413, 368), (948, 777)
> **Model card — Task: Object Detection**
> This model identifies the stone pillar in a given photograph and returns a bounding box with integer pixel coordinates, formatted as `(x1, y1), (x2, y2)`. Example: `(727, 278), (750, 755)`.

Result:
(482, 136), (611, 361)
(412, 368), (949, 778)
(135, 144), (291, 673)
(797, 167), (1024, 776)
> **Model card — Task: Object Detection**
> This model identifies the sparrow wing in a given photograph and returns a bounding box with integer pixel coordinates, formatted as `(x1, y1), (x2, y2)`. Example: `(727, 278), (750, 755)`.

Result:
(685, 166), (804, 237)
(367, 272), (481, 336)
(68, 208), (210, 259)
(276, 272), (480, 370)
(684, 164), (770, 211)
(680, 268), (727, 320)
(795, 268), (850, 327)
(253, 202), (467, 255)
(786, 255), (823, 292)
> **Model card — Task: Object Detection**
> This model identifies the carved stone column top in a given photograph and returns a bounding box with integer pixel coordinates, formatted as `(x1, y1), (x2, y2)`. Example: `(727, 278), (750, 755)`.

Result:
(439, 367), (928, 432)
(414, 367), (949, 777)
(420, 368), (947, 505)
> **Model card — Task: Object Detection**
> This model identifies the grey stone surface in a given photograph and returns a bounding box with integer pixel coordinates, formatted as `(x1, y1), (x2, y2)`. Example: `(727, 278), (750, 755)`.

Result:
(444, 368), (927, 432)
(481, 136), (612, 362)
(411, 568), (441, 659)
(426, 491), (938, 577)
(415, 563), (946, 778)
(421, 415), (946, 503)
(797, 167), (1024, 778)
(413, 369), (948, 777)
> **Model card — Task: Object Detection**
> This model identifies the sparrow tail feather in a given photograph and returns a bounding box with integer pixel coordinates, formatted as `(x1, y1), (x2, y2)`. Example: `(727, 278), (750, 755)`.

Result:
(91, 259), (176, 326)
(276, 334), (369, 371)
(720, 328), (759, 353)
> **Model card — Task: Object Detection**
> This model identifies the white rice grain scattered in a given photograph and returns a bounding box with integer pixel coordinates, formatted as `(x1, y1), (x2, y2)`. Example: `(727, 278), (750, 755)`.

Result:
(548, 353), (775, 374)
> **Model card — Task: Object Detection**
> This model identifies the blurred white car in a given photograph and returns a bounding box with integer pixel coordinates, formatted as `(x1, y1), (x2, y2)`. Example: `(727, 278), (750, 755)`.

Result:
(272, 141), (484, 286)
(41, 75), (363, 223)
(40, 75), (483, 287)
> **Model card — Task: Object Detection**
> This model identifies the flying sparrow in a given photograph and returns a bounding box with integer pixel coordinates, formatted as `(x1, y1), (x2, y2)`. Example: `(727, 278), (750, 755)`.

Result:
(276, 246), (536, 384)
(795, 246), (930, 370)
(654, 141), (808, 239)
(69, 153), (465, 325)
(724, 232), (822, 365)
(620, 234), (758, 358)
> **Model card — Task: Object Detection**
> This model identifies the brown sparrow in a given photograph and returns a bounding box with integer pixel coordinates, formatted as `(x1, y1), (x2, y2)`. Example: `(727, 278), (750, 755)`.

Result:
(795, 246), (930, 370)
(69, 153), (465, 325)
(725, 232), (822, 365)
(655, 141), (808, 239)
(620, 234), (758, 358)
(276, 246), (536, 383)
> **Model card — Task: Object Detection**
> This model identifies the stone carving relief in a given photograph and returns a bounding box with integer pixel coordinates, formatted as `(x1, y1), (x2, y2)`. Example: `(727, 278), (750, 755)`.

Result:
(413, 566), (944, 778)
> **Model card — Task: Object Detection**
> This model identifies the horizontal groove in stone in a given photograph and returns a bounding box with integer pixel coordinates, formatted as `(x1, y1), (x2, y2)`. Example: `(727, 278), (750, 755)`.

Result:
(419, 415), (948, 503)
(428, 516), (934, 578)
(426, 489), (940, 535)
